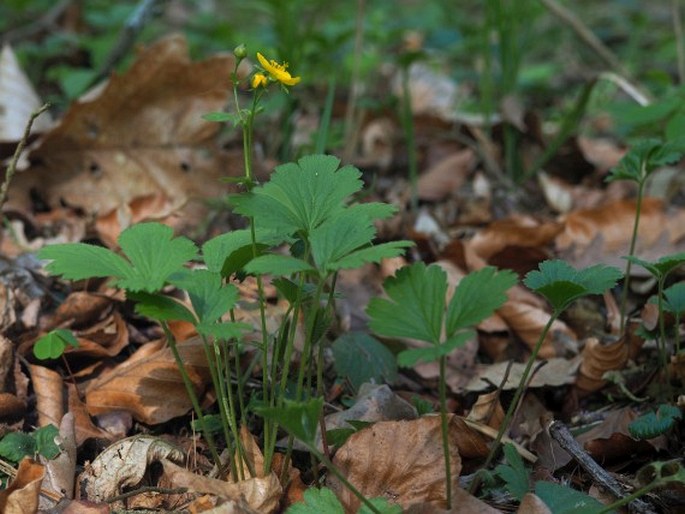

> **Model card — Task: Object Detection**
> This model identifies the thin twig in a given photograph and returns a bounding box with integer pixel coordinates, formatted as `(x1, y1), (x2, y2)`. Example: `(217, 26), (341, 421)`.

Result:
(0, 103), (50, 213)
(105, 486), (188, 504)
(342, 0), (366, 162)
(547, 420), (656, 514)
(1, 0), (71, 43)
(90, 0), (165, 85)
(539, 0), (630, 77)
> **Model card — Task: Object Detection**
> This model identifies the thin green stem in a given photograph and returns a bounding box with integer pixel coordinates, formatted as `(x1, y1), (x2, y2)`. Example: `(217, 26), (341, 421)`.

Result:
(657, 277), (669, 370)
(597, 480), (662, 514)
(438, 355), (452, 508)
(311, 449), (381, 514)
(161, 323), (222, 468)
(471, 312), (559, 494)
(401, 65), (418, 215)
(296, 281), (326, 400)
(620, 178), (646, 335)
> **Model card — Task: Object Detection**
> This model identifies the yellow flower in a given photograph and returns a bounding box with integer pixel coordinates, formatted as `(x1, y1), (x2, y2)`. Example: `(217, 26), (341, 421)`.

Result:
(256, 52), (301, 86)
(251, 72), (268, 89)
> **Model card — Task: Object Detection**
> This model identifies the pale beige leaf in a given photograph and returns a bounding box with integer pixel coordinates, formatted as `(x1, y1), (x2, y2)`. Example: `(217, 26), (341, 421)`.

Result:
(0, 44), (52, 142)
(80, 435), (184, 503)
(162, 459), (281, 514)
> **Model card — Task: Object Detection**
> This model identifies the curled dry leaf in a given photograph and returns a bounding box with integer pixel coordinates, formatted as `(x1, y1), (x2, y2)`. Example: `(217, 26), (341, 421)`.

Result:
(466, 215), (562, 262)
(575, 337), (629, 394)
(29, 364), (63, 428)
(0, 458), (45, 514)
(498, 285), (576, 359)
(8, 34), (244, 230)
(466, 391), (504, 430)
(67, 383), (113, 446)
(80, 435), (185, 503)
(327, 415), (462, 512)
(417, 149), (475, 202)
(41, 413), (77, 501)
(85, 337), (211, 425)
(161, 459), (282, 514)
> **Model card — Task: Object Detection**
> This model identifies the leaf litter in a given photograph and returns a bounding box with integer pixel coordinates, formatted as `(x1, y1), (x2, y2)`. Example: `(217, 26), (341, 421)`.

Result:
(0, 12), (684, 514)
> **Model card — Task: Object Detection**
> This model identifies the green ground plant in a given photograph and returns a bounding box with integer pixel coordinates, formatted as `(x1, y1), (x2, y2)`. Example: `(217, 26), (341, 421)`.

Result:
(367, 263), (517, 508)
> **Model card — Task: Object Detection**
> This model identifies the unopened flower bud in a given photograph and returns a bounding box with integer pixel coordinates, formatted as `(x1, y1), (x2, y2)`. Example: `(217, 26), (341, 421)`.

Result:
(233, 44), (247, 60)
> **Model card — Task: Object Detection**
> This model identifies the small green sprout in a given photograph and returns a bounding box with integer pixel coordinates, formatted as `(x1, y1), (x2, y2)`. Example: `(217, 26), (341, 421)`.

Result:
(33, 329), (79, 360)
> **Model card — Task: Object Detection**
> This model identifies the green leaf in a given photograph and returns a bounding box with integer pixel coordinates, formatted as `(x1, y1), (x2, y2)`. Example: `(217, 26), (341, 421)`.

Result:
(397, 330), (473, 367)
(331, 332), (398, 391)
(367, 263), (447, 344)
(663, 282), (685, 315)
(244, 255), (315, 276)
(39, 243), (131, 282)
(534, 481), (608, 514)
(523, 260), (622, 312)
(629, 404), (682, 440)
(445, 266), (517, 336)
(310, 210), (376, 271)
(196, 321), (251, 340)
(202, 111), (235, 122)
(0, 432), (36, 462)
(494, 443), (529, 501)
(35, 424), (60, 460)
(325, 428), (356, 447)
(39, 223), (198, 293)
(231, 154), (363, 236)
(606, 138), (684, 184)
(202, 230), (254, 273)
(625, 252), (685, 280)
(169, 270), (239, 324)
(255, 398), (323, 447)
(116, 223), (198, 292)
(327, 242), (413, 272)
(286, 487), (345, 514)
(33, 329), (79, 360)
(129, 292), (197, 324)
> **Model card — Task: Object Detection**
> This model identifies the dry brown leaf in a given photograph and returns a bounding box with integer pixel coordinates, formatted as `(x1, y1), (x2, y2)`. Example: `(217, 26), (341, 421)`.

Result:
(28, 364), (63, 427)
(85, 337), (211, 424)
(327, 416), (463, 512)
(417, 149), (475, 201)
(0, 44), (52, 143)
(47, 291), (113, 328)
(162, 459), (281, 514)
(405, 486), (503, 513)
(8, 34), (244, 230)
(0, 458), (44, 514)
(41, 413), (77, 501)
(80, 435), (184, 504)
(498, 285), (576, 358)
(467, 215), (562, 262)
(516, 493), (552, 514)
(575, 337), (629, 393)
(67, 383), (113, 446)
(466, 391), (504, 430)
(577, 136), (626, 173)
(577, 407), (666, 460)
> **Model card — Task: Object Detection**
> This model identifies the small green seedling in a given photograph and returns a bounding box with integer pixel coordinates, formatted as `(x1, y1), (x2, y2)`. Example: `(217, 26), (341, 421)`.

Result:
(0, 425), (60, 466)
(367, 263), (517, 508)
(494, 443), (530, 501)
(629, 404), (682, 440)
(33, 329), (78, 360)
(606, 138), (685, 333)
(476, 260), (622, 491)
(627, 252), (685, 369)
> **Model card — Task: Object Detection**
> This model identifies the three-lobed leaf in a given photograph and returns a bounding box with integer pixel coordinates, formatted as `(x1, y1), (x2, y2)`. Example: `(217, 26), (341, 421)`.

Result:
(494, 443), (530, 501)
(625, 252), (685, 280)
